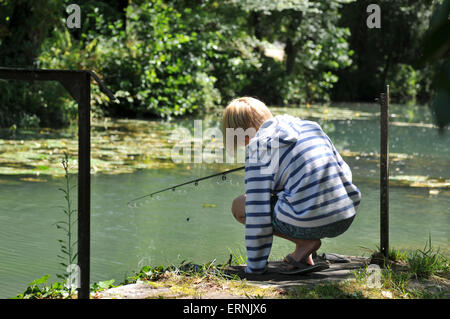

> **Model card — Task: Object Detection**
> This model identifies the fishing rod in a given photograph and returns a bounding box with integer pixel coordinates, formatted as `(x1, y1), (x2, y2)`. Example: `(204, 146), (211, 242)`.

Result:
(127, 166), (245, 206)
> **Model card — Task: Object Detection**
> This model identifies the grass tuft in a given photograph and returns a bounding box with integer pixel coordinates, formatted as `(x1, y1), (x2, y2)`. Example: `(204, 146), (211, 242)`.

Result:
(406, 236), (449, 279)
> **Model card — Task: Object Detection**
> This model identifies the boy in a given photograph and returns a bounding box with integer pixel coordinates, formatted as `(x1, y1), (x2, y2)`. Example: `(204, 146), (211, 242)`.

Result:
(222, 97), (361, 274)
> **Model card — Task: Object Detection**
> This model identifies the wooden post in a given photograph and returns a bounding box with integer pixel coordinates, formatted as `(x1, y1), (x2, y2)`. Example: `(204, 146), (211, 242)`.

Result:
(380, 85), (390, 259)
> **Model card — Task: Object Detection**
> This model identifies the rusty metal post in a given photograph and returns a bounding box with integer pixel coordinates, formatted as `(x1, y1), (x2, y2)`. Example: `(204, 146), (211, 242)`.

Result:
(77, 72), (91, 299)
(380, 85), (390, 258)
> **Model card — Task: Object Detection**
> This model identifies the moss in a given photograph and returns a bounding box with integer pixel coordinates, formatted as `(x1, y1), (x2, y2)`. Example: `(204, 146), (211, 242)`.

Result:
(225, 280), (279, 298)
(169, 284), (201, 298)
(285, 280), (370, 299)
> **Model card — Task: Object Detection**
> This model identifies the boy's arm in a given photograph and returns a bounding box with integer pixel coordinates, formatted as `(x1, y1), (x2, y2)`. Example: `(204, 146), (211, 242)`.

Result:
(244, 163), (274, 274)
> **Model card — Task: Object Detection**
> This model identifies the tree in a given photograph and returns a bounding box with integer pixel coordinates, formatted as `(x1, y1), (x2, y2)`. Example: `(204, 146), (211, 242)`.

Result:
(230, 0), (355, 105)
(419, 0), (450, 131)
(332, 0), (440, 104)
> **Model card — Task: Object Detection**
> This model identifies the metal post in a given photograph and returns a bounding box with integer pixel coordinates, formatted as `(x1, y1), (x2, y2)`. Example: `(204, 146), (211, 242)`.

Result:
(77, 72), (91, 299)
(380, 85), (390, 258)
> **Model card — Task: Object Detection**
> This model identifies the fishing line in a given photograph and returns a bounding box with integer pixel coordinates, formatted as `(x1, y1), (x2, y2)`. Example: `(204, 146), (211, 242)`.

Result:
(126, 166), (245, 206)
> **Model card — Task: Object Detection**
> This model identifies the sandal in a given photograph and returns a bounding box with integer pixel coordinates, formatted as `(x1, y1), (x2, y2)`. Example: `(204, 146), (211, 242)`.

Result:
(283, 252), (329, 265)
(277, 255), (329, 275)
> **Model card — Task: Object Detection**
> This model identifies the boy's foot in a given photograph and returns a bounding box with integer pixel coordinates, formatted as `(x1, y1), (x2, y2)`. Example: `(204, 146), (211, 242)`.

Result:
(284, 253), (315, 266)
(290, 239), (321, 264)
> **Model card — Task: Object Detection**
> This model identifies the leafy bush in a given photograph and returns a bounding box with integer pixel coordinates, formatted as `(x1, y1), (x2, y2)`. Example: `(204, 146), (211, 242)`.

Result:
(387, 64), (419, 104)
(2, 0), (438, 128)
(237, 0), (353, 105)
(39, 1), (226, 120)
(0, 80), (75, 128)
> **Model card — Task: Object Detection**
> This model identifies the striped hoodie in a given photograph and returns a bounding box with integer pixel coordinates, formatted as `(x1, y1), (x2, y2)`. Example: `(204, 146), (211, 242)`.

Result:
(244, 114), (361, 274)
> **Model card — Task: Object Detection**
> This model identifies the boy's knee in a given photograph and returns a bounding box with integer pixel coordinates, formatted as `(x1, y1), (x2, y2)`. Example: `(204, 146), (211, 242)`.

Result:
(231, 195), (246, 223)
(231, 197), (241, 217)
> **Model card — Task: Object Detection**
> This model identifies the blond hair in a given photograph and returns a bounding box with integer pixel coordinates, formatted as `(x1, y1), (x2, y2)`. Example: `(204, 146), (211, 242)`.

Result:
(221, 97), (273, 152)
(222, 97), (272, 134)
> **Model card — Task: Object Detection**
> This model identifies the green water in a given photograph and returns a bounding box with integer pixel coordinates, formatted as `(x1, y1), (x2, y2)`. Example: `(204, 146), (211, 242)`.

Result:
(0, 103), (449, 298)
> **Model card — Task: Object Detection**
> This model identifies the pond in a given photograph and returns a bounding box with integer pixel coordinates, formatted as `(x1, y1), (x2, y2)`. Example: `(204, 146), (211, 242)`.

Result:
(0, 103), (449, 298)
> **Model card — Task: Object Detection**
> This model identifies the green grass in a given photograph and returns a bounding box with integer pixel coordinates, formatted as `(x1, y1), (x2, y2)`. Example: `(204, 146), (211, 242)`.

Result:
(123, 258), (242, 285)
(349, 239), (449, 299)
(406, 236), (449, 279)
(228, 248), (247, 266)
(351, 263), (449, 299)
(388, 247), (408, 262)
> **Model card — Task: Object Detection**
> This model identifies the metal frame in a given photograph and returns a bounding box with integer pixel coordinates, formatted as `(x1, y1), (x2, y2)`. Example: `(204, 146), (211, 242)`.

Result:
(0, 67), (392, 296)
(0, 67), (115, 299)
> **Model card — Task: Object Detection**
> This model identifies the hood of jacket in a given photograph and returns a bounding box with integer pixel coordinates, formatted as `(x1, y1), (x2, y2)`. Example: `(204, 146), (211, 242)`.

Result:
(246, 114), (305, 166)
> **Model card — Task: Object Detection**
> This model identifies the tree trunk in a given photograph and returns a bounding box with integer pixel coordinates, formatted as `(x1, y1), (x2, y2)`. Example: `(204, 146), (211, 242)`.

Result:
(249, 11), (262, 39)
(284, 10), (302, 76)
(285, 38), (298, 75)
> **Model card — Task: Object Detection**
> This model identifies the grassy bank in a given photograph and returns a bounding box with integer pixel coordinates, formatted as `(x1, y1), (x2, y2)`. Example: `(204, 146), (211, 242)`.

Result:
(14, 243), (449, 299)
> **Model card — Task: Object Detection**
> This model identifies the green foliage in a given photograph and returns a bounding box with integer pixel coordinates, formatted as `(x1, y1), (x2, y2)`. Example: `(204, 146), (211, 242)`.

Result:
(54, 153), (78, 295)
(14, 275), (117, 298)
(0, 0), (61, 66)
(0, 0), (75, 128)
(39, 0), (226, 119)
(1, 0), (442, 127)
(332, 0), (441, 104)
(14, 275), (69, 299)
(104, 1), (223, 118)
(419, 0), (450, 131)
(235, 0), (354, 104)
(90, 279), (116, 293)
(124, 258), (238, 285)
(124, 265), (167, 283)
(388, 247), (408, 263)
(387, 64), (419, 104)
(407, 236), (449, 279)
(228, 248), (247, 266)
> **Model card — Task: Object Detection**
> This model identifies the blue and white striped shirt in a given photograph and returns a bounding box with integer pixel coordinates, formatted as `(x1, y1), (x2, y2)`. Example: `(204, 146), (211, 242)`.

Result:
(244, 115), (361, 274)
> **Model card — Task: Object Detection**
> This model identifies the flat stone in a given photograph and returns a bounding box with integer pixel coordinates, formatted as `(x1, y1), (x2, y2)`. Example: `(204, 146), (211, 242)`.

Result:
(98, 282), (173, 299)
(223, 256), (369, 289)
